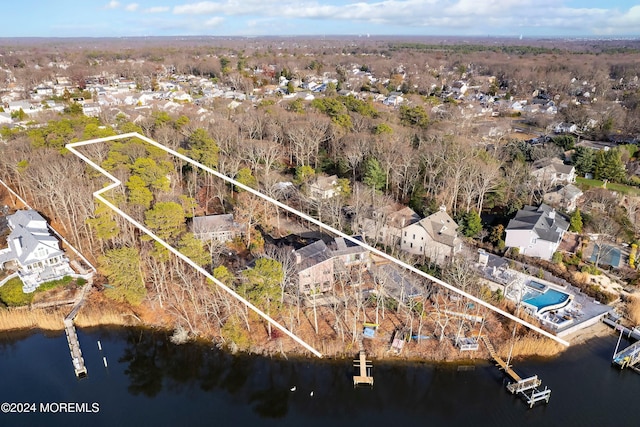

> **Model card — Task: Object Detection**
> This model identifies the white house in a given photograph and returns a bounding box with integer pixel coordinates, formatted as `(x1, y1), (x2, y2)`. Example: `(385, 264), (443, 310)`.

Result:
(309, 175), (339, 201)
(531, 158), (576, 187)
(0, 210), (73, 292)
(504, 204), (569, 260)
(451, 81), (468, 95)
(400, 208), (462, 264)
(555, 122), (578, 134)
(82, 102), (102, 117)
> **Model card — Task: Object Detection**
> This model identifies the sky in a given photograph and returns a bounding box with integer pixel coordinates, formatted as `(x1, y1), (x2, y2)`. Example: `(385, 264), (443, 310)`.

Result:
(2, 0), (640, 38)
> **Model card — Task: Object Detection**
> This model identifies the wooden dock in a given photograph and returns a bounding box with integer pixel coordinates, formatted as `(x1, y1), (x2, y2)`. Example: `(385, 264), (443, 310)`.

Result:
(353, 334), (373, 386)
(63, 282), (91, 378)
(64, 318), (87, 378)
(353, 350), (374, 386)
(481, 336), (551, 408)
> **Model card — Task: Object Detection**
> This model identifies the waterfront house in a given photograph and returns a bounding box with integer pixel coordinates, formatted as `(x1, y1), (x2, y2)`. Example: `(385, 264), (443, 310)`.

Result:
(294, 236), (371, 295)
(294, 240), (335, 294)
(504, 204), (569, 260)
(399, 207), (462, 264)
(0, 209), (73, 292)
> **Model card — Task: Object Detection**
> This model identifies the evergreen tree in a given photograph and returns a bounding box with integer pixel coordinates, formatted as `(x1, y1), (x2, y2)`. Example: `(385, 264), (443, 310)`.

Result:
(569, 208), (583, 233)
(363, 157), (386, 191)
(461, 209), (482, 238)
(213, 265), (235, 286)
(177, 233), (210, 267)
(99, 247), (147, 305)
(144, 201), (186, 241)
(187, 128), (219, 169)
(573, 146), (594, 176)
(235, 167), (257, 191)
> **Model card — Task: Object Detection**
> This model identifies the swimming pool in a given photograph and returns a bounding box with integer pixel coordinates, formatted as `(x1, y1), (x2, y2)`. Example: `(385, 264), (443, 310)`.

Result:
(523, 288), (571, 313)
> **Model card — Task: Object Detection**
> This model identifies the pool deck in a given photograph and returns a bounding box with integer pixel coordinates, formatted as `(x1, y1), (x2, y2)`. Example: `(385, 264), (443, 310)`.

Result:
(478, 252), (613, 339)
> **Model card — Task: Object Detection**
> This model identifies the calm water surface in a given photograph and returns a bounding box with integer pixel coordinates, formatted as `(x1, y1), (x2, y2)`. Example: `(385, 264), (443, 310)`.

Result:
(0, 327), (638, 427)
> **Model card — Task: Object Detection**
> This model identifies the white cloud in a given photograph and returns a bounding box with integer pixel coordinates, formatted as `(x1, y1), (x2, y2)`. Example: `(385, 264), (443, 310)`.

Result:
(104, 0), (120, 9)
(145, 6), (170, 13)
(174, 1), (222, 15)
(204, 17), (224, 27)
(125, 3), (139, 12)
(167, 1), (640, 35)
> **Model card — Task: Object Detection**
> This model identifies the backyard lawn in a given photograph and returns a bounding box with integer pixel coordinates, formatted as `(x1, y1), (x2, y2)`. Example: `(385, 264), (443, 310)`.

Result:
(576, 177), (640, 196)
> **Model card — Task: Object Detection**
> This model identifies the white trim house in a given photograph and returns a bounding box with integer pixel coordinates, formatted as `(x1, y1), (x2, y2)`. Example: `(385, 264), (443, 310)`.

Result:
(0, 210), (73, 292)
(505, 204), (569, 261)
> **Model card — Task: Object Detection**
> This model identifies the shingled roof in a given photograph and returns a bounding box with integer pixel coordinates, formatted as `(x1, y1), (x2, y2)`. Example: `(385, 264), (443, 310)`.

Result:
(506, 204), (569, 243)
(415, 209), (459, 247)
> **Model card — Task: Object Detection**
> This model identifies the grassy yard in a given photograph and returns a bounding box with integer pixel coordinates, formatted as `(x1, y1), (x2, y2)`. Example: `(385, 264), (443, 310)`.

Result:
(0, 276), (76, 307)
(575, 177), (640, 195)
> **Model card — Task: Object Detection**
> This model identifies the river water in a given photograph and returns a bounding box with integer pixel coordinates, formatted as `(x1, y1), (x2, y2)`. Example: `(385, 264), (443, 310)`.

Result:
(0, 327), (638, 427)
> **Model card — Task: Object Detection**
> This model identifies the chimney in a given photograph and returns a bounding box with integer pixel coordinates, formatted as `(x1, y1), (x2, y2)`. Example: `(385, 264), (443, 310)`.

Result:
(548, 209), (556, 220)
(478, 249), (489, 267)
(439, 204), (446, 212)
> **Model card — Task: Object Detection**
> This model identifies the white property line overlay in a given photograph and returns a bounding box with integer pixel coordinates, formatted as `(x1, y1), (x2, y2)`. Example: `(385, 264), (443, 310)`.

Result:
(66, 133), (322, 358)
(67, 132), (569, 353)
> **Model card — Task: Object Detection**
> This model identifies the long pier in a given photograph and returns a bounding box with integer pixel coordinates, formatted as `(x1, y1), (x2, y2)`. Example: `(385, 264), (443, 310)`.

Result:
(481, 336), (551, 408)
(63, 283), (91, 378)
(63, 318), (87, 378)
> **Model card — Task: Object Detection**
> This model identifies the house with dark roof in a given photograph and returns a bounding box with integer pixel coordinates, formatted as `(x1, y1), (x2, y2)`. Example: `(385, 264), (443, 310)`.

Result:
(0, 210), (73, 292)
(504, 204), (569, 260)
(294, 236), (371, 295)
(399, 207), (462, 264)
(294, 240), (335, 294)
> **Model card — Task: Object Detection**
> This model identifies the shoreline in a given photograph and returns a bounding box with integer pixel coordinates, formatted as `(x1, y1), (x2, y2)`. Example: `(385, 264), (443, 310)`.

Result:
(0, 302), (618, 364)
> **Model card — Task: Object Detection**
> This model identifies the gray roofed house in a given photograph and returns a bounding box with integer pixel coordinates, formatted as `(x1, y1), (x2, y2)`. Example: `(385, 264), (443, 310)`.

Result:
(0, 209), (73, 292)
(373, 263), (423, 304)
(191, 214), (245, 243)
(543, 184), (583, 212)
(531, 158), (576, 186)
(400, 207), (462, 264)
(294, 240), (334, 294)
(294, 236), (372, 295)
(504, 204), (569, 260)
